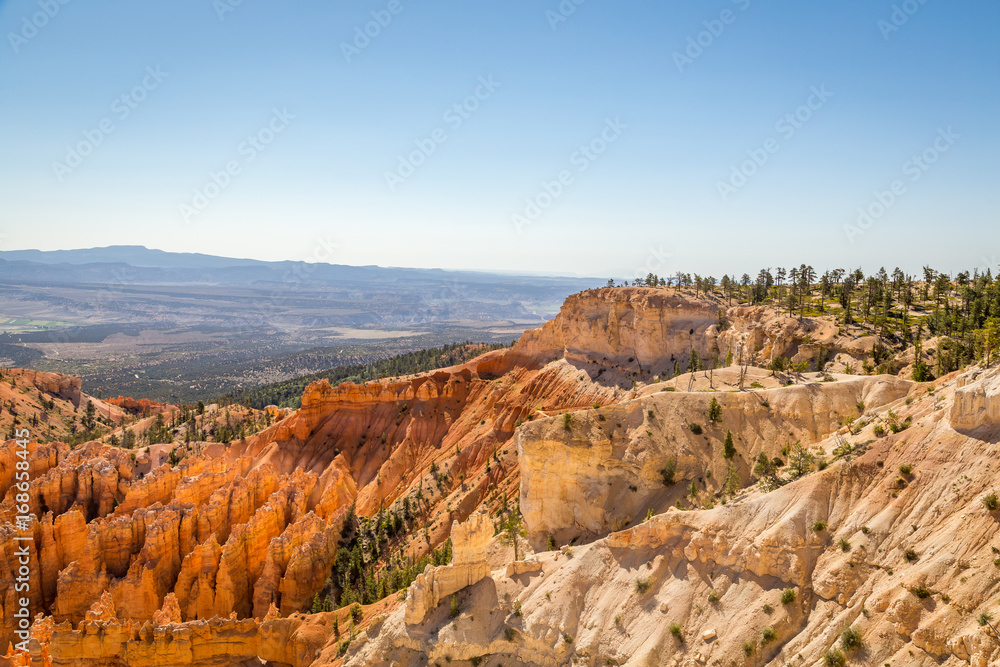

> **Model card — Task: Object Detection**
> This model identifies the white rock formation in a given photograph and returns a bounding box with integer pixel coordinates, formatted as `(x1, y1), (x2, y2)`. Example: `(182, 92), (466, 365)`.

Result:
(404, 511), (492, 625)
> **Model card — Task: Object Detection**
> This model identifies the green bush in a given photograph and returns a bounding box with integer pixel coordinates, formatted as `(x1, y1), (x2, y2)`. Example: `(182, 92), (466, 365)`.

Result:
(781, 588), (796, 605)
(823, 649), (846, 667)
(668, 623), (683, 642)
(911, 586), (932, 599)
(899, 463), (913, 475)
(689, 423), (703, 435)
(840, 625), (863, 651)
(813, 521), (827, 532)
(635, 578), (650, 594)
(761, 627), (777, 645)
(983, 492), (999, 511)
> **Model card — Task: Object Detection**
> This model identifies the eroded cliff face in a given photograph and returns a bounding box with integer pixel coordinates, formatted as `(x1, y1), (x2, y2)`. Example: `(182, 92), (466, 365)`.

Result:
(345, 365), (1000, 667)
(514, 287), (878, 379)
(517, 372), (914, 547)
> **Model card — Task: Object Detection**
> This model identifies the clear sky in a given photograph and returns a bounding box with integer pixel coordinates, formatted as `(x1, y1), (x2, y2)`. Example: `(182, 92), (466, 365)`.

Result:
(1, 0), (997, 279)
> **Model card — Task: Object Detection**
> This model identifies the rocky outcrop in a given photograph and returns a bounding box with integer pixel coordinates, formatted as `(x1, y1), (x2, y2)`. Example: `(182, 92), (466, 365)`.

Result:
(405, 512), (492, 625)
(518, 373), (912, 545)
(44, 615), (320, 667)
(951, 366), (1000, 431)
(9, 370), (82, 406)
(513, 287), (878, 377)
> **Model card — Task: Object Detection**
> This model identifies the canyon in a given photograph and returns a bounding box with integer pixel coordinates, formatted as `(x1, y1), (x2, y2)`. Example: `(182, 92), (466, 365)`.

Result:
(0, 287), (997, 666)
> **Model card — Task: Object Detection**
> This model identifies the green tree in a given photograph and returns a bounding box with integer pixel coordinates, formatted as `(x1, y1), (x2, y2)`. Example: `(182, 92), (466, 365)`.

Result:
(723, 430), (736, 459)
(789, 441), (815, 478)
(499, 507), (527, 562)
(724, 463), (741, 496)
(708, 397), (722, 423)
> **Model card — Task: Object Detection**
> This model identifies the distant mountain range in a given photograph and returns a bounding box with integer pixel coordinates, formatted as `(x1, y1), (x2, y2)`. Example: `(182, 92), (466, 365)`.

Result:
(0, 246), (598, 329)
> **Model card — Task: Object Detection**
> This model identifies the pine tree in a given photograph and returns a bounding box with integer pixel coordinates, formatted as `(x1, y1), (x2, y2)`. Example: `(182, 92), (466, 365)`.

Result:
(723, 430), (736, 459)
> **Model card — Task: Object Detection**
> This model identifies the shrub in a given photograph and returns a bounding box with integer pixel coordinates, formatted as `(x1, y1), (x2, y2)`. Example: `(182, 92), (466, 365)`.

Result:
(823, 649), (847, 667)
(635, 578), (650, 594)
(978, 612), (994, 627)
(563, 633), (573, 644)
(707, 589), (720, 603)
(899, 463), (913, 475)
(614, 613), (622, 626)
(813, 521), (827, 532)
(547, 536), (557, 551)
(840, 625), (863, 651)
(762, 603), (773, 614)
(873, 424), (886, 438)
(983, 492), (999, 511)
(504, 626), (515, 641)
(742, 641), (756, 657)
(761, 627), (777, 645)
(860, 526), (870, 534)
(904, 549), (919, 562)
(449, 595), (459, 618)
(911, 586), (932, 599)
(350, 603), (363, 623)
(781, 588), (796, 605)
(838, 538), (851, 552)
(562, 413), (573, 430)
(689, 423), (703, 435)
(513, 600), (521, 617)
(668, 623), (683, 641)
(660, 458), (677, 486)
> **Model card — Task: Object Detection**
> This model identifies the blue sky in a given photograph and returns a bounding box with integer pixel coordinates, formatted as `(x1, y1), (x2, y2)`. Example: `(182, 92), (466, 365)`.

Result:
(1, 0), (997, 278)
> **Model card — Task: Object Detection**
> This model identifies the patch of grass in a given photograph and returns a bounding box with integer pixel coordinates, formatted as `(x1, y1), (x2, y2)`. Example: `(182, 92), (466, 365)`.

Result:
(899, 463), (913, 475)
(838, 538), (852, 552)
(635, 578), (650, 594)
(762, 603), (773, 614)
(781, 588), (796, 605)
(707, 590), (720, 603)
(668, 623), (683, 642)
(904, 548), (919, 562)
(742, 641), (756, 657)
(761, 627), (777, 645)
(449, 595), (459, 618)
(978, 612), (994, 626)
(813, 520), (828, 532)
